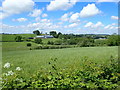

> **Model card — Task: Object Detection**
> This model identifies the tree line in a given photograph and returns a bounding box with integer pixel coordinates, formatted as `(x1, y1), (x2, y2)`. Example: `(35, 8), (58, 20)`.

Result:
(14, 30), (120, 47)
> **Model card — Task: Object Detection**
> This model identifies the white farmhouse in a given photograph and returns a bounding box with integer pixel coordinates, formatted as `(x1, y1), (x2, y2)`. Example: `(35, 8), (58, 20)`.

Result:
(34, 35), (54, 39)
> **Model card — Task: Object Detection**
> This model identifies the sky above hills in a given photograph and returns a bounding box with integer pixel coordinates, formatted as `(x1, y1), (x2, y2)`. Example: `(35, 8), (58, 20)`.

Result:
(0, 0), (119, 34)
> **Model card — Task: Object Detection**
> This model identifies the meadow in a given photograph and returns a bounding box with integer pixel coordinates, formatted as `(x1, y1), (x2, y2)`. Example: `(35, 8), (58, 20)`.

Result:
(2, 42), (118, 77)
(1, 34), (120, 89)
(1, 34), (36, 42)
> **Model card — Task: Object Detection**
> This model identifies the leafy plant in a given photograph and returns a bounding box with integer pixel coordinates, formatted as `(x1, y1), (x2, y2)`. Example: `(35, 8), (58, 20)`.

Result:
(15, 36), (22, 42)
(27, 43), (32, 47)
(2, 56), (120, 89)
(34, 38), (42, 44)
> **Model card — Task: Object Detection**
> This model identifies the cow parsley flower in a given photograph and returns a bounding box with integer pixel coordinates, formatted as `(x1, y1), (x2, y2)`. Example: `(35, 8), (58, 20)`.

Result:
(3, 62), (10, 68)
(6, 71), (14, 76)
(16, 67), (21, 71)
(8, 70), (14, 76)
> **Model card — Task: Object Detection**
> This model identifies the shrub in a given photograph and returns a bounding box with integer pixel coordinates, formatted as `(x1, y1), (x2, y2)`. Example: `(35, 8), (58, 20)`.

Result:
(107, 35), (120, 46)
(15, 36), (22, 42)
(54, 40), (63, 45)
(34, 45), (72, 50)
(67, 39), (77, 45)
(27, 43), (32, 47)
(47, 41), (54, 45)
(2, 56), (120, 89)
(78, 38), (95, 47)
(34, 38), (42, 44)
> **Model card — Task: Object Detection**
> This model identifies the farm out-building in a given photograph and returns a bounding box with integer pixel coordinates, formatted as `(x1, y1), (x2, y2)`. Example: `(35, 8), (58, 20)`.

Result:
(34, 35), (54, 39)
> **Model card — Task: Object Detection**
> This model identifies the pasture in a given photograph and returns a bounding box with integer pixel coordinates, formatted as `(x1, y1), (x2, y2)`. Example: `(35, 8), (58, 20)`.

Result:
(1, 34), (119, 89)
(2, 42), (118, 78)
(2, 39), (120, 89)
(1, 34), (36, 42)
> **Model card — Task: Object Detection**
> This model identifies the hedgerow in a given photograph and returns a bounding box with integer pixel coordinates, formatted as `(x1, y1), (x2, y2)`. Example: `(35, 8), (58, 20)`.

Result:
(1, 56), (120, 89)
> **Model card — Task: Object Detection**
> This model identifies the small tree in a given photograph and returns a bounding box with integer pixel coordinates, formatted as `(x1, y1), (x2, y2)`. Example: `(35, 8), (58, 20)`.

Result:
(107, 35), (120, 46)
(27, 43), (32, 47)
(34, 38), (42, 44)
(47, 41), (54, 45)
(50, 31), (57, 38)
(57, 32), (62, 38)
(33, 30), (40, 35)
(15, 36), (22, 42)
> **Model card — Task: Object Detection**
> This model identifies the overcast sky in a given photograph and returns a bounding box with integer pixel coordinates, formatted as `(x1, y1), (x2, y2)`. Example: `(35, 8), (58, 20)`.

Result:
(0, 0), (119, 34)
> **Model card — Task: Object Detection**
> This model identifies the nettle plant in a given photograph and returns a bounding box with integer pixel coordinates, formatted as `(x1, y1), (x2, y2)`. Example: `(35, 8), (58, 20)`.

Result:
(1, 56), (120, 89)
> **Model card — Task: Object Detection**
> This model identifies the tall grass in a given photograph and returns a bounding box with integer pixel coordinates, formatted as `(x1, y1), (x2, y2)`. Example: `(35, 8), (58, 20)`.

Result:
(2, 46), (118, 78)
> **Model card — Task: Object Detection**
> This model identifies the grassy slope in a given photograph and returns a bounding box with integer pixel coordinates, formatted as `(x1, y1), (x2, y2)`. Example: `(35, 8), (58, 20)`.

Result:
(2, 45), (118, 78)
(1, 34), (59, 42)
(2, 42), (38, 51)
(1, 34), (117, 78)
(2, 34), (36, 42)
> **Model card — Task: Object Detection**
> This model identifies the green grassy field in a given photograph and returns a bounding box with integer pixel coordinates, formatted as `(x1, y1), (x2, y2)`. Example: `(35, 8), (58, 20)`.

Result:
(1, 34), (59, 43)
(1, 34), (36, 42)
(1, 34), (118, 78)
(2, 38), (119, 89)
(2, 42), (118, 78)
(2, 42), (38, 51)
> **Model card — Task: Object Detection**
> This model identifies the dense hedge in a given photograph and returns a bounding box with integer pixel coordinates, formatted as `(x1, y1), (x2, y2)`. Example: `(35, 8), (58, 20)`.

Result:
(1, 56), (120, 89)
(34, 45), (74, 50)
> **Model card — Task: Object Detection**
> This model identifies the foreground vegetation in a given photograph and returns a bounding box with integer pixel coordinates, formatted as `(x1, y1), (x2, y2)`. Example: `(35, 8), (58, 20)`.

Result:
(1, 55), (120, 89)
(1, 33), (120, 89)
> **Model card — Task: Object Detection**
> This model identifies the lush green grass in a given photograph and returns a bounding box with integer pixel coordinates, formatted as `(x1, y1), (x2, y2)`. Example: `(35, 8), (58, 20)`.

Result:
(2, 38), (61, 51)
(2, 44), (118, 78)
(1, 34), (36, 42)
(1, 34), (59, 42)
(2, 42), (38, 51)
(1, 35), (119, 89)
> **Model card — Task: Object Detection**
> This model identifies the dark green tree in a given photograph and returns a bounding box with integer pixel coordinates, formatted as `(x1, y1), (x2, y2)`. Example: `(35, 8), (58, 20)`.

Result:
(47, 41), (54, 45)
(57, 32), (62, 38)
(27, 43), (32, 47)
(107, 35), (120, 46)
(15, 36), (22, 42)
(50, 31), (57, 38)
(58, 34), (63, 39)
(34, 38), (42, 44)
(33, 30), (40, 35)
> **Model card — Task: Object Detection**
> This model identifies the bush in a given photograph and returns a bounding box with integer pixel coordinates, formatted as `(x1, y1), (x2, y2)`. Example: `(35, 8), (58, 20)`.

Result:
(107, 35), (120, 46)
(54, 40), (63, 45)
(2, 56), (120, 89)
(27, 43), (32, 47)
(67, 39), (77, 45)
(47, 41), (54, 45)
(15, 36), (22, 42)
(34, 45), (72, 50)
(34, 38), (42, 44)
(78, 38), (95, 47)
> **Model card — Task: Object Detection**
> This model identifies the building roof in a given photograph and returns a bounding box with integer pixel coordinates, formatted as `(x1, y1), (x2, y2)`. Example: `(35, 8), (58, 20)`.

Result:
(36, 35), (53, 38)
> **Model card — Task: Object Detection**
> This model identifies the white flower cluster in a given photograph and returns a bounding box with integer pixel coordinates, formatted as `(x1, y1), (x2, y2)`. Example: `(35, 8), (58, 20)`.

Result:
(3, 62), (10, 68)
(16, 67), (22, 71)
(4, 70), (14, 76)
(3, 62), (22, 76)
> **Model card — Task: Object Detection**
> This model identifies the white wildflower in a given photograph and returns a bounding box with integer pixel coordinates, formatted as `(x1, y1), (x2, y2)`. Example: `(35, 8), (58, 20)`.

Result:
(16, 67), (21, 71)
(7, 70), (14, 76)
(3, 62), (10, 68)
